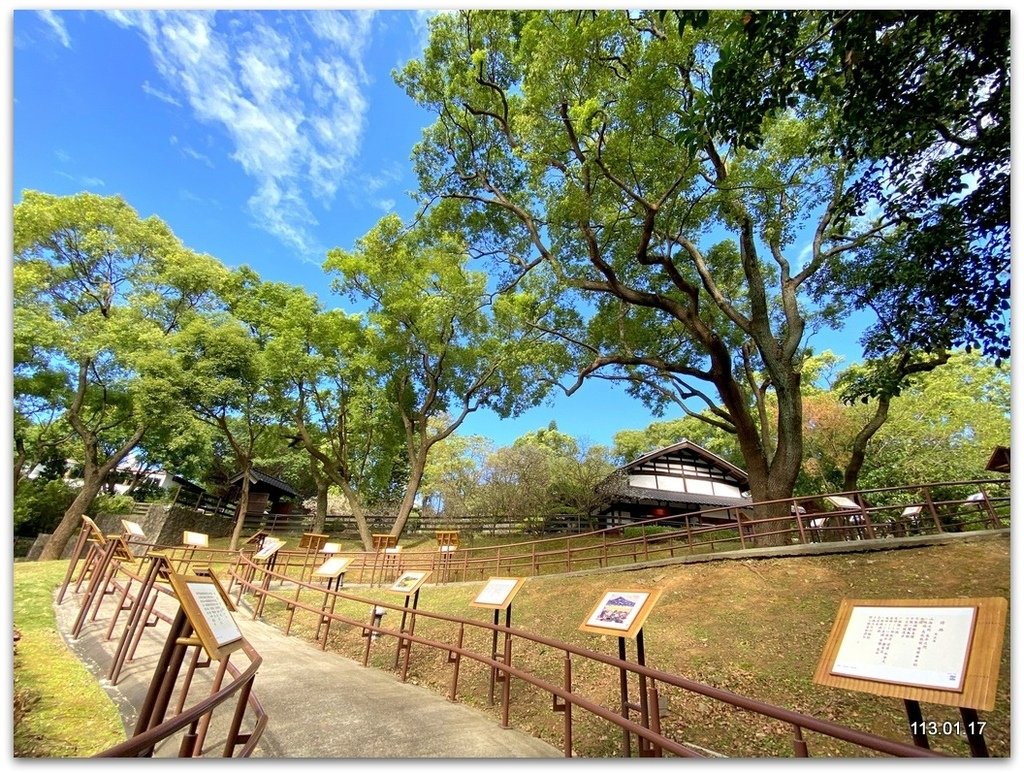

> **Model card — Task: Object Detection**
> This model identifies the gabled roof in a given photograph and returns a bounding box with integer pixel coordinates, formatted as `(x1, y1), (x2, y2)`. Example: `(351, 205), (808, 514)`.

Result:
(621, 439), (749, 488)
(229, 468), (298, 497)
(985, 445), (1010, 473)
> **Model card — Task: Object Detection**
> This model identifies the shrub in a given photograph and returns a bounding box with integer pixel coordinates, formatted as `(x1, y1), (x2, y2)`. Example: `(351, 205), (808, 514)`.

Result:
(13, 479), (76, 537)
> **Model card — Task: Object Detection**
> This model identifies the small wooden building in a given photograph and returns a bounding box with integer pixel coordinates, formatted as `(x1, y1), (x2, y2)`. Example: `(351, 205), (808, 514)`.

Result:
(985, 445), (1010, 474)
(228, 468), (299, 516)
(593, 440), (752, 527)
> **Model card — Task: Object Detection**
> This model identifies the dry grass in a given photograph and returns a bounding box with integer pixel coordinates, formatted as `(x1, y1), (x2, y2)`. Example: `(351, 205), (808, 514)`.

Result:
(256, 534), (1011, 758)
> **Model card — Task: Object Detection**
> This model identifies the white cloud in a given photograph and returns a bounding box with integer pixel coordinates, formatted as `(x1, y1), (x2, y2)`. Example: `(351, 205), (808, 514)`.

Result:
(142, 80), (181, 107)
(56, 171), (105, 189)
(105, 10), (376, 260)
(181, 146), (214, 168)
(39, 11), (71, 48)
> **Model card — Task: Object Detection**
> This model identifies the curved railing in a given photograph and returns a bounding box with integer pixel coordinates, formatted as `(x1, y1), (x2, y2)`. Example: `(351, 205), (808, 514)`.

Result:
(58, 547), (270, 758)
(93, 639), (267, 758)
(227, 553), (945, 758)
(154, 478), (1008, 587)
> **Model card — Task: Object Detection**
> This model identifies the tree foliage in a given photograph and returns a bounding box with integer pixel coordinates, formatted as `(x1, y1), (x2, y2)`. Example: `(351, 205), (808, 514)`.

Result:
(690, 9), (1010, 363)
(799, 351), (1009, 495)
(324, 213), (568, 538)
(13, 190), (225, 558)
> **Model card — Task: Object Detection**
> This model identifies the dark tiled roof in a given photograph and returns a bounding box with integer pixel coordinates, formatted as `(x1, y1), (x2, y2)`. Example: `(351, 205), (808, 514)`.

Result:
(229, 468), (298, 496)
(986, 445), (1010, 473)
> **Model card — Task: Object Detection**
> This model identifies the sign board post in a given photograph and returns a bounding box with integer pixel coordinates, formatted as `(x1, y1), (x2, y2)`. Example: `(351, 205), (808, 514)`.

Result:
(470, 577), (526, 717)
(579, 589), (663, 757)
(369, 534), (399, 586)
(131, 607), (195, 757)
(107, 551), (175, 684)
(70, 536), (131, 639)
(435, 530), (461, 584)
(385, 571), (430, 681)
(250, 538), (286, 618)
(814, 597), (1008, 757)
(302, 556), (352, 648)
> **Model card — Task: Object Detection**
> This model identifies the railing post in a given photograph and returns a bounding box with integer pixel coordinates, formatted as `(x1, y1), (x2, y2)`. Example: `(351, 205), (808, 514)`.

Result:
(735, 509), (746, 550)
(794, 503), (807, 544)
(647, 683), (664, 758)
(792, 725), (809, 757)
(978, 486), (999, 528)
(923, 486), (944, 533)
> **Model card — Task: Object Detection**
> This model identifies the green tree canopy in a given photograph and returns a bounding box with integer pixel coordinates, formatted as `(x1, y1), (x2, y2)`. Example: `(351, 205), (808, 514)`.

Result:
(14, 190), (226, 559)
(396, 10), (914, 533)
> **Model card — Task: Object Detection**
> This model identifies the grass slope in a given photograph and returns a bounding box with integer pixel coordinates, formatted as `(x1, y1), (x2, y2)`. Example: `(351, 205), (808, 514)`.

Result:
(12, 561), (125, 757)
(259, 534), (1011, 758)
(12, 535), (1010, 758)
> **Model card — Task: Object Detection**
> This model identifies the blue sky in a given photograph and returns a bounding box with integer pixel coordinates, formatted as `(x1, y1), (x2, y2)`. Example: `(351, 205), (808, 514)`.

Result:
(9, 6), (873, 452)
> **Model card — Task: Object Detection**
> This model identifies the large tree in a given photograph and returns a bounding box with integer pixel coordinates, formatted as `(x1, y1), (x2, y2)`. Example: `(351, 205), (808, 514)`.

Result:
(225, 268), (407, 549)
(324, 213), (568, 539)
(14, 191), (225, 559)
(397, 11), (912, 535)
(697, 10), (1009, 363)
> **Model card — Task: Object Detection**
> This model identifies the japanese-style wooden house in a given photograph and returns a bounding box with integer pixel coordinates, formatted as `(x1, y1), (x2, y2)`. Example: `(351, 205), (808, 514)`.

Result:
(593, 440), (752, 527)
(228, 468), (299, 517)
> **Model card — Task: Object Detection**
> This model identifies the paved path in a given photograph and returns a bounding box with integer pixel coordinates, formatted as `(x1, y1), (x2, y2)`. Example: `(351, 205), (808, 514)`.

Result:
(54, 589), (562, 759)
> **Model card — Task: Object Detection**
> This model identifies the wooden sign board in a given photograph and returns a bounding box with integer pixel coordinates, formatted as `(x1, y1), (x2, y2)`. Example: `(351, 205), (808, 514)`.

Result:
(81, 515), (106, 544)
(814, 598), (1008, 711)
(244, 530), (270, 546)
(109, 535), (134, 562)
(470, 577), (526, 610)
(144, 550), (175, 580)
(389, 570), (430, 595)
(299, 532), (329, 550)
(313, 556), (352, 579)
(321, 542), (341, 554)
(182, 531), (209, 547)
(579, 588), (663, 640)
(254, 538), (285, 561)
(121, 519), (146, 539)
(168, 572), (244, 660)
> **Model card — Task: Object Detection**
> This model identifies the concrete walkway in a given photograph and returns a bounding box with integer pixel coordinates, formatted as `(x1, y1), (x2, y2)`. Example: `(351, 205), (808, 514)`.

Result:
(54, 589), (562, 759)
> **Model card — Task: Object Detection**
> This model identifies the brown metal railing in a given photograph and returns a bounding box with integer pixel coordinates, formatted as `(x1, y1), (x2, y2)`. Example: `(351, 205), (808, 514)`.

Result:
(59, 546), (269, 758)
(229, 553), (945, 758)
(94, 639), (267, 758)
(206, 478), (1009, 588)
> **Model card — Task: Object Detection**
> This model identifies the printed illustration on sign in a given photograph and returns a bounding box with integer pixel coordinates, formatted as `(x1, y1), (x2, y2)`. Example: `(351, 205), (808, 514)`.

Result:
(586, 591), (650, 631)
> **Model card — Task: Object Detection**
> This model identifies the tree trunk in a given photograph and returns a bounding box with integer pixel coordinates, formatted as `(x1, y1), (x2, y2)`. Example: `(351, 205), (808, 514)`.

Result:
(843, 395), (892, 491)
(228, 466), (252, 552)
(37, 424), (145, 560)
(338, 479), (374, 551)
(390, 454), (427, 540)
(37, 473), (107, 561)
(312, 479), (329, 534)
(13, 437), (26, 499)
